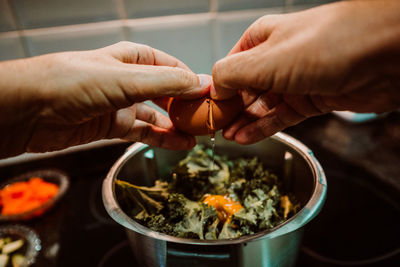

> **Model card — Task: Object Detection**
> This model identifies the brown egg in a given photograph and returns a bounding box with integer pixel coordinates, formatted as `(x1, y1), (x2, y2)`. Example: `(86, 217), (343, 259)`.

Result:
(168, 95), (243, 136)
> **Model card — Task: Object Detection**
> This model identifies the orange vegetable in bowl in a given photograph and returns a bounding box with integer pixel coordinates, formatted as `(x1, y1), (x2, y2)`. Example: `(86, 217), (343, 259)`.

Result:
(0, 177), (59, 216)
(203, 194), (243, 223)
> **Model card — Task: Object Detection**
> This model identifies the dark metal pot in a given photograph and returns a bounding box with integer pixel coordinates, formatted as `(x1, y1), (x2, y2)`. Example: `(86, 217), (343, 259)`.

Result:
(103, 132), (327, 267)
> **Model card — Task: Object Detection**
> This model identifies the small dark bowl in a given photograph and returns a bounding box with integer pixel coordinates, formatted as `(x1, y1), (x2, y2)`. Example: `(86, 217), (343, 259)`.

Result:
(0, 224), (41, 267)
(0, 169), (69, 221)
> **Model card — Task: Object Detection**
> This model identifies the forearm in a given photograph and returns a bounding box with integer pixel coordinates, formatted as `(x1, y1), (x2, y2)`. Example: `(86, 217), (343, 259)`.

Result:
(0, 57), (45, 158)
(340, 0), (400, 74)
(338, 0), (400, 108)
(289, 0), (400, 105)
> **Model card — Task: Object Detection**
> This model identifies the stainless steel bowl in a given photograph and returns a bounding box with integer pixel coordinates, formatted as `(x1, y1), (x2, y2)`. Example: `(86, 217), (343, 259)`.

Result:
(103, 132), (327, 267)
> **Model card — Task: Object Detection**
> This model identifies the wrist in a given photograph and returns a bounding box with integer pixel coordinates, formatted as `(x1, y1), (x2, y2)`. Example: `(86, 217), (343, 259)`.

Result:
(0, 57), (46, 158)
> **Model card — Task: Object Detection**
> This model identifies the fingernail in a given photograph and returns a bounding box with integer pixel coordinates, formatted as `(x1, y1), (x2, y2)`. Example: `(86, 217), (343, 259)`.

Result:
(235, 130), (251, 145)
(197, 74), (211, 91)
(222, 129), (234, 140)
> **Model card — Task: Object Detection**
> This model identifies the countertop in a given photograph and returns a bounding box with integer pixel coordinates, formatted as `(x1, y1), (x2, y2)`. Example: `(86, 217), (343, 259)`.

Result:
(285, 111), (400, 192)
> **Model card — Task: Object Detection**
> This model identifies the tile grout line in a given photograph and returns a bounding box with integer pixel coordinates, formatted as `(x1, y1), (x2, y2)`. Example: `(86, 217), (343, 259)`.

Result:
(0, 4), (306, 52)
(113, 0), (131, 41)
(209, 0), (219, 65)
(1, 7), (287, 37)
(6, 0), (31, 57)
(284, 0), (295, 13)
(210, 0), (218, 13)
(115, 0), (128, 20)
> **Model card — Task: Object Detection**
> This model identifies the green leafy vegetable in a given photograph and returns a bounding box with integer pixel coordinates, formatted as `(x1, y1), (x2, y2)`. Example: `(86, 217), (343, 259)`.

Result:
(218, 222), (241, 240)
(117, 145), (299, 240)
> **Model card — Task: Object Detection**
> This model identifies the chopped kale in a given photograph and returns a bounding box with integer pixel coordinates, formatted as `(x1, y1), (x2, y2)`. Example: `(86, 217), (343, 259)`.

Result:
(218, 222), (241, 240)
(117, 145), (299, 240)
(167, 146), (229, 200)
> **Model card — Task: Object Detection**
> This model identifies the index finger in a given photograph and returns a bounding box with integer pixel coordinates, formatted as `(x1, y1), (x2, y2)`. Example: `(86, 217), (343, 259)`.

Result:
(227, 15), (279, 56)
(103, 41), (192, 71)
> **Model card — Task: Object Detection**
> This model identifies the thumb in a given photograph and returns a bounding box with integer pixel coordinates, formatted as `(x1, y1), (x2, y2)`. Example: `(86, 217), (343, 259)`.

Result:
(211, 45), (276, 100)
(227, 15), (278, 56)
(117, 67), (212, 104)
(211, 15), (280, 100)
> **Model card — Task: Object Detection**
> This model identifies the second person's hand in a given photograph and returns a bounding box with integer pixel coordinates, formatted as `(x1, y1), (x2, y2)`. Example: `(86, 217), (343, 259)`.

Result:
(212, 0), (400, 145)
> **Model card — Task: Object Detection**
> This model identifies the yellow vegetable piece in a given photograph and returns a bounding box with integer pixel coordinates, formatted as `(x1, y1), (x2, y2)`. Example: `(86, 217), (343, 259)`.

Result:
(203, 195), (243, 223)
(280, 195), (293, 219)
(2, 239), (24, 255)
(0, 254), (9, 267)
(12, 253), (25, 267)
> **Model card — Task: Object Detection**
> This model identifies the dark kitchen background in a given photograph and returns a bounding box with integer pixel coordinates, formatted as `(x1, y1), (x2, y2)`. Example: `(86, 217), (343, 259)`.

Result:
(0, 0), (399, 266)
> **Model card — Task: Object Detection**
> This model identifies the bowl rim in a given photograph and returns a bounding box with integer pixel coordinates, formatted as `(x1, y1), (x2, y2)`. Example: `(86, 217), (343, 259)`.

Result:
(0, 169), (70, 221)
(102, 132), (327, 245)
(0, 224), (41, 266)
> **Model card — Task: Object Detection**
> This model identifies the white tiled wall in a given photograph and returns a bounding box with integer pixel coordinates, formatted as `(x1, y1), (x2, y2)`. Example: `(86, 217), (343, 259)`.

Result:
(213, 8), (282, 60)
(25, 21), (125, 56)
(293, 0), (335, 5)
(0, 0), (339, 62)
(124, 0), (210, 19)
(0, 32), (25, 61)
(128, 15), (214, 74)
(217, 0), (284, 11)
(12, 0), (121, 29)
(0, 0), (17, 32)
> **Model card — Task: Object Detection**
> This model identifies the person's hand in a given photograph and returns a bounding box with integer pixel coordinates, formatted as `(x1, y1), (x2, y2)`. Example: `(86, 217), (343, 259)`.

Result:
(212, 0), (400, 145)
(0, 42), (211, 158)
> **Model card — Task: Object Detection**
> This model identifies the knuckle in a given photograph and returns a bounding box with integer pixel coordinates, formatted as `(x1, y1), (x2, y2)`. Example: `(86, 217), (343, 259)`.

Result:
(258, 14), (281, 26)
(148, 111), (157, 125)
(269, 114), (286, 132)
(256, 94), (273, 113)
(115, 41), (135, 48)
(140, 124), (151, 142)
(174, 68), (196, 90)
(135, 43), (153, 54)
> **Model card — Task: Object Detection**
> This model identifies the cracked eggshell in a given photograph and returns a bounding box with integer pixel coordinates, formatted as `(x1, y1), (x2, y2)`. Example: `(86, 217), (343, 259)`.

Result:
(168, 95), (243, 136)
